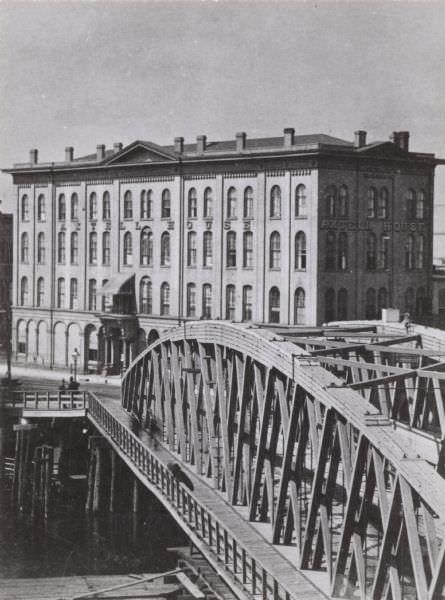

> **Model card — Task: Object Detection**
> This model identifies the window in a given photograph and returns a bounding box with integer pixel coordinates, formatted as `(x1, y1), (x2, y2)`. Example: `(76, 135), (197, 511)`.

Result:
(294, 288), (305, 324)
(161, 232), (170, 266)
(325, 232), (336, 270)
(20, 276), (28, 306)
(89, 232), (98, 265)
(377, 287), (388, 316)
(140, 190), (152, 219)
(58, 231), (66, 263)
(203, 231), (213, 267)
(21, 195), (30, 221)
(416, 190), (425, 220)
(57, 278), (66, 309)
(187, 231), (197, 267)
(338, 288), (348, 320)
(269, 232), (281, 269)
(406, 235), (415, 270)
(244, 187), (253, 218)
(188, 188), (198, 218)
(139, 277), (152, 314)
(227, 187), (236, 218)
(160, 282), (170, 315)
(186, 283), (196, 317)
(242, 285), (253, 321)
(270, 185), (281, 218)
(202, 284), (212, 319)
(367, 188), (377, 219)
(338, 186), (348, 218)
(378, 188), (388, 219)
(365, 288), (377, 320)
(378, 235), (389, 269)
(58, 194), (66, 221)
(101, 279), (109, 311)
(295, 231), (306, 270)
(338, 232), (348, 270)
(89, 192), (97, 220)
(37, 195), (46, 221)
(326, 186), (336, 218)
(70, 278), (78, 310)
(226, 231), (237, 267)
(416, 235), (424, 269)
(204, 188), (213, 218)
(123, 232), (133, 266)
(102, 231), (111, 265)
(405, 287), (415, 316)
(37, 278), (44, 307)
(71, 193), (79, 220)
(37, 232), (45, 264)
(103, 191), (111, 220)
(140, 228), (153, 266)
(226, 285), (236, 320)
(71, 232), (79, 264)
(243, 232), (253, 268)
(21, 232), (29, 263)
(269, 287), (280, 323)
(123, 191), (133, 219)
(325, 288), (335, 322)
(88, 279), (97, 311)
(366, 233), (377, 270)
(161, 189), (171, 218)
(295, 185), (306, 217)
(406, 189), (416, 220)
(416, 287), (426, 318)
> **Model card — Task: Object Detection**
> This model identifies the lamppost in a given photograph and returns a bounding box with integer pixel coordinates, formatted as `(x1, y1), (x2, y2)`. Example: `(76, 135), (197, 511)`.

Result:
(72, 348), (80, 384)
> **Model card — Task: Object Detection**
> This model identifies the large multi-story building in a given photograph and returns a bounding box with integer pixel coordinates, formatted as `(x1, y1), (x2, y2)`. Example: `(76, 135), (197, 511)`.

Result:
(0, 209), (13, 359)
(4, 128), (443, 374)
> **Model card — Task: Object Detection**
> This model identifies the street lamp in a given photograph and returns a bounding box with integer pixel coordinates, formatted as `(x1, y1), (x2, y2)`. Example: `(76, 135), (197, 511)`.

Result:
(72, 348), (80, 383)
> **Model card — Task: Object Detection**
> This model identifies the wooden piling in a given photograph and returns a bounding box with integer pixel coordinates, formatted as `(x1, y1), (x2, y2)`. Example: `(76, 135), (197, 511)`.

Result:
(92, 446), (102, 512)
(109, 449), (117, 513)
(132, 477), (139, 514)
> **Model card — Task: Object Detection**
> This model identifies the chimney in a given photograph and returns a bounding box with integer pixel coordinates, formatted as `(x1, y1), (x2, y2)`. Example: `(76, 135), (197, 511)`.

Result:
(113, 142), (123, 154)
(174, 137), (184, 154)
(390, 131), (400, 147)
(398, 131), (410, 152)
(283, 128), (295, 147)
(29, 149), (38, 165)
(236, 131), (246, 152)
(354, 130), (367, 148)
(196, 135), (207, 154)
(65, 146), (74, 162)
(96, 144), (106, 161)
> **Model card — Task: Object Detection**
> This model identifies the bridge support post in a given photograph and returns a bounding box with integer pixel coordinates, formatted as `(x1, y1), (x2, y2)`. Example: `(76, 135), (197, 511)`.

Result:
(85, 436), (106, 513)
(109, 448), (117, 513)
(12, 423), (37, 512)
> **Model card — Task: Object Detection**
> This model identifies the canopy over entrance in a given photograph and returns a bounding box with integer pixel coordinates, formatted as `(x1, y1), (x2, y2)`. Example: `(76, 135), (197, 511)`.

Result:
(99, 273), (134, 296)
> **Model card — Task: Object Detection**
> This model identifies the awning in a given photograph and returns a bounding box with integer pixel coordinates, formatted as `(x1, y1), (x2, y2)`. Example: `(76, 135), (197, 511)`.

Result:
(99, 273), (134, 295)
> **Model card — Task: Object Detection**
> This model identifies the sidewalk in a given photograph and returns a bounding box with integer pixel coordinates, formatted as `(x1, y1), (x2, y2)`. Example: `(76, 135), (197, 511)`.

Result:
(0, 361), (122, 387)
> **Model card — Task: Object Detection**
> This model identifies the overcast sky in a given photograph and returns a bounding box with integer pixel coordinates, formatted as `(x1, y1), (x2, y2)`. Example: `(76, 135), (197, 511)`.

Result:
(1, 1), (444, 248)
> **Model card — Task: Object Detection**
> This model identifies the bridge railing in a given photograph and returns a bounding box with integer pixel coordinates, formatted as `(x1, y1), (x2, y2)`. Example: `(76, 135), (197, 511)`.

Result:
(2, 390), (88, 411)
(88, 393), (294, 600)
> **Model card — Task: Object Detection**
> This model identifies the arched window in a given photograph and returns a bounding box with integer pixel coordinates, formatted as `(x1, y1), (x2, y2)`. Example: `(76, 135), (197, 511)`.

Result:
(406, 189), (416, 220)
(204, 187), (213, 218)
(378, 234), (389, 269)
(20, 277), (29, 306)
(227, 187), (236, 218)
(123, 232), (133, 266)
(37, 278), (44, 307)
(243, 231), (253, 268)
(295, 231), (307, 270)
(203, 231), (213, 267)
(244, 187), (253, 218)
(269, 287), (280, 323)
(406, 235), (415, 269)
(161, 232), (170, 266)
(140, 228), (153, 266)
(58, 194), (66, 221)
(405, 287), (415, 316)
(57, 277), (66, 309)
(378, 188), (389, 219)
(269, 232), (281, 269)
(102, 231), (111, 265)
(88, 279), (96, 311)
(338, 288), (348, 320)
(416, 190), (425, 220)
(294, 288), (305, 324)
(295, 184), (307, 217)
(70, 193), (78, 220)
(161, 189), (171, 218)
(139, 277), (152, 314)
(325, 232), (336, 270)
(89, 232), (97, 265)
(242, 285), (253, 321)
(57, 231), (66, 264)
(226, 285), (236, 320)
(366, 233), (377, 270)
(416, 287), (426, 318)
(202, 284), (212, 319)
(37, 232), (45, 264)
(270, 185), (281, 218)
(326, 186), (336, 218)
(20, 232), (29, 263)
(416, 235), (424, 269)
(160, 282), (170, 315)
(71, 232), (79, 264)
(338, 232), (348, 270)
(187, 231), (197, 267)
(123, 191), (133, 219)
(89, 192), (97, 220)
(21, 194), (30, 221)
(365, 288), (377, 320)
(102, 191), (111, 220)
(338, 186), (348, 218)
(226, 231), (237, 267)
(325, 288), (335, 322)
(141, 190), (152, 219)
(378, 287), (388, 316)
(37, 194), (46, 221)
(186, 283), (196, 317)
(70, 278), (78, 310)
(188, 188), (197, 218)
(367, 188), (377, 219)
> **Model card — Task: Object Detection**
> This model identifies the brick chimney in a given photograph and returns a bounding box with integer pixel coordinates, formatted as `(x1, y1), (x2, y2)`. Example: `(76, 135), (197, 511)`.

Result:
(113, 142), (123, 154)
(96, 144), (106, 161)
(354, 130), (367, 148)
(390, 131), (410, 152)
(174, 137), (184, 153)
(283, 128), (295, 147)
(65, 146), (74, 162)
(236, 132), (246, 152)
(197, 135), (207, 154)
(29, 149), (38, 165)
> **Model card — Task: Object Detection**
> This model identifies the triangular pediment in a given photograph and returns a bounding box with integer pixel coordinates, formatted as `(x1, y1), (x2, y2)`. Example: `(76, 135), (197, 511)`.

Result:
(106, 141), (177, 165)
(357, 141), (409, 157)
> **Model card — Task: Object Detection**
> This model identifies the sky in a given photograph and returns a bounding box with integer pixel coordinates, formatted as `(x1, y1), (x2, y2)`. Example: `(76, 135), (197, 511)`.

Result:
(1, 1), (444, 250)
